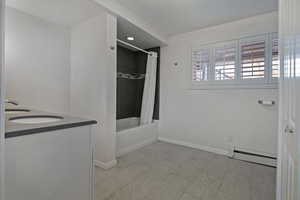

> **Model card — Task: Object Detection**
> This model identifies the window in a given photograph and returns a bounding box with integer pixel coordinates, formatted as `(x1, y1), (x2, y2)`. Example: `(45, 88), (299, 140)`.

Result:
(191, 33), (278, 89)
(214, 43), (236, 80)
(192, 49), (210, 81)
(240, 39), (266, 79)
(271, 34), (279, 78)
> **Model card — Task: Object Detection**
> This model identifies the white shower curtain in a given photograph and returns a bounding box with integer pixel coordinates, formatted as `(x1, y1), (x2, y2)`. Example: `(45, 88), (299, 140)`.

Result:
(140, 52), (158, 125)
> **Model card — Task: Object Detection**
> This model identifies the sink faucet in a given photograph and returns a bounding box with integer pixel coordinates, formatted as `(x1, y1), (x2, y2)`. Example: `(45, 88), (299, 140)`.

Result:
(5, 99), (19, 106)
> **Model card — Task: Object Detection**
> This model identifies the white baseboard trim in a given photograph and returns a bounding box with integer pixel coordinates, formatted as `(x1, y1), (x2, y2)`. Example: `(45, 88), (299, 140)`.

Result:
(158, 137), (229, 156)
(233, 150), (277, 167)
(94, 159), (117, 170)
(117, 137), (157, 157)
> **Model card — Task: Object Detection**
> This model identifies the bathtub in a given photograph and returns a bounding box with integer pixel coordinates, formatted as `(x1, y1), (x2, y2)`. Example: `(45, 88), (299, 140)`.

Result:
(116, 117), (158, 156)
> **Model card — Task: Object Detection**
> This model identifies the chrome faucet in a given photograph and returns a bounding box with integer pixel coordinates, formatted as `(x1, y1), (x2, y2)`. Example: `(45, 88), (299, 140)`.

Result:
(5, 99), (19, 106)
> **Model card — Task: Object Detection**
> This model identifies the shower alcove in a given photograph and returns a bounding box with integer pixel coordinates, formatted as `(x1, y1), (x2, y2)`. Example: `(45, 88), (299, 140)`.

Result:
(115, 29), (161, 156)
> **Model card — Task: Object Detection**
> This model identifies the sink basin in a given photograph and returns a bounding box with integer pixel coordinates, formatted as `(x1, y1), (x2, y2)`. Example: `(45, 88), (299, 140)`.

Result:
(5, 108), (31, 114)
(9, 115), (63, 124)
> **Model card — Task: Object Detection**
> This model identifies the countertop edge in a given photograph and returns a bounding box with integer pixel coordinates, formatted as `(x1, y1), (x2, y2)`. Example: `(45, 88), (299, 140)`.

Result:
(5, 120), (97, 139)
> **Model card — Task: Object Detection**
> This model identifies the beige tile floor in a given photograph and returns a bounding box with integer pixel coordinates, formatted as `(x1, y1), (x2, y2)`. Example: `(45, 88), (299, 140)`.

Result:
(95, 142), (276, 200)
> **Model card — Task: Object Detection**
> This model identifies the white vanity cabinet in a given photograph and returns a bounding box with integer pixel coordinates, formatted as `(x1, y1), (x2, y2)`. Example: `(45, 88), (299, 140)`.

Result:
(5, 126), (94, 200)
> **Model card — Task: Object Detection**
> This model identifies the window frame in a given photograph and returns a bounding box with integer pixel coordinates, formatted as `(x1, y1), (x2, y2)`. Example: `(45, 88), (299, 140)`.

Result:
(190, 44), (213, 88)
(212, 40), (238, 84)
(191, 46), (211, 82)
(190, 33), (278, 90)
(270, 32), (280, 83)
(238, 34), (268, 85)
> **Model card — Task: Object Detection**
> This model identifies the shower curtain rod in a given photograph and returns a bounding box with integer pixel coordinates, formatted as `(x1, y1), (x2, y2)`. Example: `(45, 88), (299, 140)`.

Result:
(117, 39), (152, 55)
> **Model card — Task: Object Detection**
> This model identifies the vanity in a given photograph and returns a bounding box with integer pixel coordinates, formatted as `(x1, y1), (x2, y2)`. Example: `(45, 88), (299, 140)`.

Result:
(5, 107), (97, 200)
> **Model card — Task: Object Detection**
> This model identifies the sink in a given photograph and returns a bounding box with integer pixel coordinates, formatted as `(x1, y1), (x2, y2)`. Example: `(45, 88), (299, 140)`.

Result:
(5, 108), (31, 114)
(9, 115), (63, 124)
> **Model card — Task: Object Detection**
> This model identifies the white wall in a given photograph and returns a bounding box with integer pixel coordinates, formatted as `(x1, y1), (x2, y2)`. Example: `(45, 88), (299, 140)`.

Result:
(5, 7), (71, 113)
(70, 14), (117, 167)
(159, 12), (279, 157)
(5, 6), (117, 168)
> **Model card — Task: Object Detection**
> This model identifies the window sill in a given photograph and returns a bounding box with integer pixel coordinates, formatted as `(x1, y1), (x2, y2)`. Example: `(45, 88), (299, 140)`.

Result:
(190, 82), (278, 90)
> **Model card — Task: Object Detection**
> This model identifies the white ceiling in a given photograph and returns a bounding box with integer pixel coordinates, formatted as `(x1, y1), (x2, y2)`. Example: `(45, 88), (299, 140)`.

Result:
(117, 17), (163, 50)
(110, 0), (278, 36)
(5, 0), (278, 50)
(6, 0), (104, 27)
(6, 0), (163, 49)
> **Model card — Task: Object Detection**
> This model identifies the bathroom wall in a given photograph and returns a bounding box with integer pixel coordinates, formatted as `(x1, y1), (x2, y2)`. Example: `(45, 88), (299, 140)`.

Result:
(117, 46), (160, 120)
(159, 12), (279, 157)
(5, 7), (71, 113)
(71, 14), (117, 168)
(5, 7), (117, 167)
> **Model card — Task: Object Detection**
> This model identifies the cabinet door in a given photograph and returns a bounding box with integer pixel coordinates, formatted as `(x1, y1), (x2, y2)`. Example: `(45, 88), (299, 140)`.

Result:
(0, 0), (5, 199)
(5, 127), (93, 200)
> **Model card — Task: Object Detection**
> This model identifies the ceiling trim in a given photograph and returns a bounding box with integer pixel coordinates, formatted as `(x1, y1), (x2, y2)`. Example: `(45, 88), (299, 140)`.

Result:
(92, 0), (168, 46)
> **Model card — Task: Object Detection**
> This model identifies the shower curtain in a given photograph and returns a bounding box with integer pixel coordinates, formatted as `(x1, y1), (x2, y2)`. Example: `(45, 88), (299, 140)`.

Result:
(140, 52), (158, 125)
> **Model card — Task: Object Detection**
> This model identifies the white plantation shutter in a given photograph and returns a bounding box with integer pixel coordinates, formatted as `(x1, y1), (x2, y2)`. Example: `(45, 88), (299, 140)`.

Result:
(240, 39), (266, 79)
(190, 33), (279, 88)
(271, 34), (279, 78)
(192, 49), (210, 81)
(214, 43), (236, 80)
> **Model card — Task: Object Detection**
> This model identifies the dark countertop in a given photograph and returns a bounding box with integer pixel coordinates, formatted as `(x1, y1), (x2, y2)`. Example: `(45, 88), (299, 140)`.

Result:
(5, 106), (97, 139)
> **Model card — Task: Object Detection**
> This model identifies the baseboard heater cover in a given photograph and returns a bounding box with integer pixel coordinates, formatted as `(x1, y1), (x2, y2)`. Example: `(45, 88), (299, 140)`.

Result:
(233, 149), (277, 167)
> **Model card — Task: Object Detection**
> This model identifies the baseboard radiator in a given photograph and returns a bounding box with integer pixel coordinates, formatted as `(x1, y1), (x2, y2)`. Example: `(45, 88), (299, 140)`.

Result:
(233, 149), (277, 167)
